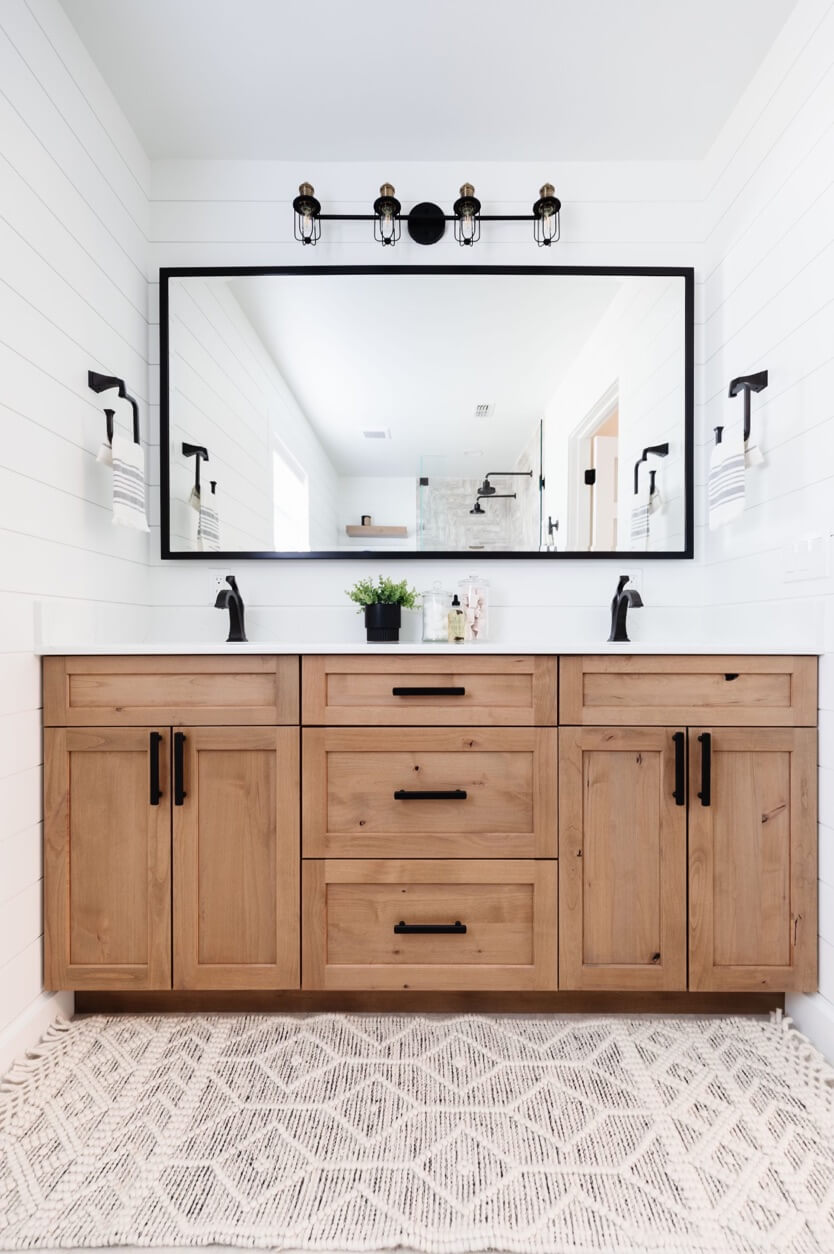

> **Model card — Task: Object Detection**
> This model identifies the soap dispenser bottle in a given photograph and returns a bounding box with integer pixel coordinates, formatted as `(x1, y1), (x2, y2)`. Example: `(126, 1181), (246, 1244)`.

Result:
(447, 594), (465, 643)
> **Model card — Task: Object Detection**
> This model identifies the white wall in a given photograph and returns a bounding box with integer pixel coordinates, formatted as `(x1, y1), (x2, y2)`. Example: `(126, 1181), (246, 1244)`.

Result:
(699, 0), (834, 1057)
(0, 0), (152, 1074)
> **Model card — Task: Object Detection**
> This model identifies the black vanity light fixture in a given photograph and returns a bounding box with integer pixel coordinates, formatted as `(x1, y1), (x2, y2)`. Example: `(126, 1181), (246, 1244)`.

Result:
(291, 182), (561, 249)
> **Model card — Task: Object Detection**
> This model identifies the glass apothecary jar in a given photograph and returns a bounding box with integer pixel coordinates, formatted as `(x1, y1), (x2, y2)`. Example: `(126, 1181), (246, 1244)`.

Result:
(421, 582), (452, 642)
(459, 574), (489, 642)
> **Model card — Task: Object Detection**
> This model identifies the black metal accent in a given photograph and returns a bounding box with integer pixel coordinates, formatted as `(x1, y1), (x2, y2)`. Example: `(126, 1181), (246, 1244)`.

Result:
(392, 686), (466, 696)
(394, 789), (468, 801)
(633, 442), (669, 495)
(159, 265), (695, 562)
(725, 673), (739, 681)
(149, 731), (163, 806)
(214, 575), (247, 642)
(714, 426), (724, 445)
(584, 468), (596, 485)
(394, 920), (467, 934)
(673, 732), (685, 806)
(697, 733), (712, 807)
(174, 732), (186, 806)
(182, 442), (208, 494)
(407, 203), (446, 245)
(103, 408), (115, 445)
(88, 370), (140, 444)
(419, 476), (429, 486)
(729, 370), (768, 442)
(608, 574), (643, 643)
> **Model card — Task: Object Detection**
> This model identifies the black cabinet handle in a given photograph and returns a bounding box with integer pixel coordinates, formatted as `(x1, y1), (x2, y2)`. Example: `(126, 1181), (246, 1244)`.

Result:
(149, 731), (163, 805)
(392, 686), (466, 697)
(393, 789), (468, 801)
(174, 732), (187, 806)
(394, 920), (467, 935)
(698, 733), (711, 807)
(673, 731), (685, 806)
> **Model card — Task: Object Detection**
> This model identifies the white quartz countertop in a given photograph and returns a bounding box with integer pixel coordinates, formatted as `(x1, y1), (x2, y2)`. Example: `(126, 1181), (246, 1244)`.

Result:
(37, 640), (820, 656)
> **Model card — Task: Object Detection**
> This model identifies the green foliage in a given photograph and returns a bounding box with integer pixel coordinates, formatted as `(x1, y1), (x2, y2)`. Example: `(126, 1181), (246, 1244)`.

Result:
(346, 574), (420, 612)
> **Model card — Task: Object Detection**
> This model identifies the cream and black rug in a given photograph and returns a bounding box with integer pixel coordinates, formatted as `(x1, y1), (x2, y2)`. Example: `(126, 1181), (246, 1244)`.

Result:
(1, 1013), (833, 1252)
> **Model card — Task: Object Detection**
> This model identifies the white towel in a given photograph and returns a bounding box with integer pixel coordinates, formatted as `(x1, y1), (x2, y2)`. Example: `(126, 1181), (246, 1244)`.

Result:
(648, 478), (664, 515)
(111, 434), (149, 532)
(197, 498), (220, 551)
(96, 440), (113, 467)
(630, 472), (650, 550)
(708, 431), (745, 531)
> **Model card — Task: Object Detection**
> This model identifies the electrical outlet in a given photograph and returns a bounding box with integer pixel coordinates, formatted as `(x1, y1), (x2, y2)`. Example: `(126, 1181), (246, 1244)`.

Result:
(209, 570), (232, 601)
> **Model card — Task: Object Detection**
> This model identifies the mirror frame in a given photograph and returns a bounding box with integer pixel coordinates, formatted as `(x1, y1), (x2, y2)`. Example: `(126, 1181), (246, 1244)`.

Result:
(159, 264), (694, 560)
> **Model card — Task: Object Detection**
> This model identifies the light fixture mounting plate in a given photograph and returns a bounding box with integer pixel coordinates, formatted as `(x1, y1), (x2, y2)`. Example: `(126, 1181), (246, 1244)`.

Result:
(407, 202), (446, 245)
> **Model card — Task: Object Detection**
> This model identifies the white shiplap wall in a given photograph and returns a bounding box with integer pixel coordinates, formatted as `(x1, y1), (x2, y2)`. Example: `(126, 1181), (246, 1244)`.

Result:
(0, 0), (151, 1074)
(700, 0), (834, 1055)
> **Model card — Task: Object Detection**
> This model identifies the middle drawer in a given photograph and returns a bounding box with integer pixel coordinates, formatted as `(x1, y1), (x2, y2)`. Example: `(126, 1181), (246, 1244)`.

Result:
(303, 727), (557, 858)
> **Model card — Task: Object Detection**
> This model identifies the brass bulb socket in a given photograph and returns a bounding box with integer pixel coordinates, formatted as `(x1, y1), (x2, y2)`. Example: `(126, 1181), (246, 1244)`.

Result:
(539, 182), (555, 199)
(379, 182), (396, 197)
(298, 182), (315, 197)
(460, 182), (475, 198)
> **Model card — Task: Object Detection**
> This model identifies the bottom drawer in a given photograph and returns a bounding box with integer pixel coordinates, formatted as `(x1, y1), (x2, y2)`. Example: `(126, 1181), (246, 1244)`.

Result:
(303, 859), (557, 991)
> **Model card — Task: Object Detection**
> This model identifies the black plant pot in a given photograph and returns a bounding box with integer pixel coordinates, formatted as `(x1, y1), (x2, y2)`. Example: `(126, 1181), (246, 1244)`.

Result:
(364, 602), (401, 642)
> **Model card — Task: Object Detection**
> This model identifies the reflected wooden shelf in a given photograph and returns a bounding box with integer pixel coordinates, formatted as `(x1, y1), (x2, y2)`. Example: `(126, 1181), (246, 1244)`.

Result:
(345, 525), (408, 538)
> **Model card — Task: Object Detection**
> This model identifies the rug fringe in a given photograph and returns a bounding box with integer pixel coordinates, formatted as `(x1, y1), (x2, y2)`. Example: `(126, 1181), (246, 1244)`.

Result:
(0, 1014), (74, 1126)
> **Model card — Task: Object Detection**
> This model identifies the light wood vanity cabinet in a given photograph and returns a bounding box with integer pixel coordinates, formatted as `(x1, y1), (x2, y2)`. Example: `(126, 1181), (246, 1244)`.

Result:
(43, 651), (818, 1003)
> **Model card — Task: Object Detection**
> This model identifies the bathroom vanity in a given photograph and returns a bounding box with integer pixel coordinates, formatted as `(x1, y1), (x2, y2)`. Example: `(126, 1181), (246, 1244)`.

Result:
(41, 648), (818, 1013)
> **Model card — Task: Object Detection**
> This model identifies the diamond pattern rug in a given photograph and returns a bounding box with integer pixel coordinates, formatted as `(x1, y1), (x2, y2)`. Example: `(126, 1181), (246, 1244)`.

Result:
(1, 1013), (833, 1252)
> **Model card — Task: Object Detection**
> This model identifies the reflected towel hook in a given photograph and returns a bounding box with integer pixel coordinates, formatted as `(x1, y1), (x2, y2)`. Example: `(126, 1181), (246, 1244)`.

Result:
(728, 370), (768, 442)
(182, 442), (209, 494)
(633, 442), (669, 495)
(88, 370), (140, 444)
(714, 426), (724, 445)
(209, 480), (217, 496)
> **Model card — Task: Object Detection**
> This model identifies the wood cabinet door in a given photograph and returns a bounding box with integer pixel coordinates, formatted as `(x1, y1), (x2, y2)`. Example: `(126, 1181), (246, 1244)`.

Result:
(559, 727), (687, 990)
(689, 727), (817, 992)
(173, 727), (299, 989)
(44, 727), (172, 990)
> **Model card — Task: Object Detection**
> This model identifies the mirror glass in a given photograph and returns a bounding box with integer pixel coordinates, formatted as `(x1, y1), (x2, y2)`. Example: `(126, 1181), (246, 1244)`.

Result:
(162, 268), (691, 557)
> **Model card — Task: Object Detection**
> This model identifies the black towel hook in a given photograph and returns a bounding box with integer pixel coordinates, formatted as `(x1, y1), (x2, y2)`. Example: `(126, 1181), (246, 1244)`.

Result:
(728, 370), (768, 442)
(182, 442), (209, 493)
(88, 370), (140, 444)
(633, 442), (669, 495)
(714, 426), (724, 445)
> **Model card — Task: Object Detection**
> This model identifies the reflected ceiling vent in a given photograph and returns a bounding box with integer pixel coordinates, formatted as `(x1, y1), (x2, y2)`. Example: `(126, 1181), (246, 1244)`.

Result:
(362, 428), (391, 439)
(473, 403), (494, 418)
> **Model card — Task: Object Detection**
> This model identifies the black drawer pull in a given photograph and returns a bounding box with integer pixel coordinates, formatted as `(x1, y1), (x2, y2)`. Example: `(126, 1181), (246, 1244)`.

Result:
(698, 732), (712, 807)
(394, 920), (467, 935)
(149, 731), (163, 806)
(392, 686), (466, 697)
(672, 731), (685, 806)
(394, 789), (467, 801)
(174, 732), (187, 806)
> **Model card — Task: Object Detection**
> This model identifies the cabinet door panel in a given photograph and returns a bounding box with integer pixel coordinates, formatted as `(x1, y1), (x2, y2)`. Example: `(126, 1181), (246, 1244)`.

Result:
(173, 727), (299, 989)
(44, 727), (171, 990)
(559, 727), (686, 990)
(689, 727), (817, 991)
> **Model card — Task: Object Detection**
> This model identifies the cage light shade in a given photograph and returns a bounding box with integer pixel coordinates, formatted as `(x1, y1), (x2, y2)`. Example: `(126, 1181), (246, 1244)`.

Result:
(532, 182), (561, 247)
(293, 182), (322, 246)
(453, 182), (482, 247)
(373, 182), (402, 247)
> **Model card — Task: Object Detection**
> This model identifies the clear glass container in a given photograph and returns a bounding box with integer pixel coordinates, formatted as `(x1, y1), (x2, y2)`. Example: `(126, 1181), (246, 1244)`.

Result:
(458, 574), (489, 642)
(421, 582), (452, 642)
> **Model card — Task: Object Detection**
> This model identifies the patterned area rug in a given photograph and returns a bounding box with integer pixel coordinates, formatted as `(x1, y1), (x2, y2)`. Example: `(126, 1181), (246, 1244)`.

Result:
(1, 1013), (833, 1252)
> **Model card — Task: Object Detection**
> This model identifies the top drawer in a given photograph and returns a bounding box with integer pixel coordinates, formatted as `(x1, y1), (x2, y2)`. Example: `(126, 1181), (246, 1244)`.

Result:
(559, 655), (817, 726)
(43, 656), (299, 726)
(302, 655), (557, 726)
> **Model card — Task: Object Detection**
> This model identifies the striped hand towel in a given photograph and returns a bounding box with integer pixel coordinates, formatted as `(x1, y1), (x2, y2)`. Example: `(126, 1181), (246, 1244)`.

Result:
(708, 433), (744, 530)
(197, 498), (220, 551)
(111, 434), (150, 532)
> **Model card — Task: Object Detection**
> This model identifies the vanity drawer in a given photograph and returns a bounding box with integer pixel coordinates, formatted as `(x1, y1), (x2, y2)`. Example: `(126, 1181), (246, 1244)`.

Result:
(559, 655), (817, 727)
(301, 655), (556, 726)
(43, 655), (300, 726)
(302, 859), (558, 990)
(302, 727), (557, 858)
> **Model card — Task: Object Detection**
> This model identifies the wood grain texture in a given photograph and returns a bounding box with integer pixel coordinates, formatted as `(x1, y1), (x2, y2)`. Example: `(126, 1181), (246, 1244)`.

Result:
(173, 727), (300, 989)
(689, 727), (818, 992)
(302, 859), (558, 991)
(302, 727), (557, 858)
(559, 727), (687, 991)
(559, 655), (817, 727)
(44, 727), (172, 991)
(301, 655), (557, 726)
(43, 655), (300, 726)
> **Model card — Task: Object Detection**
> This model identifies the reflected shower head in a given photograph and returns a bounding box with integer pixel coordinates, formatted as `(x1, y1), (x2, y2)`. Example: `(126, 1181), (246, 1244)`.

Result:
(470, 501), (486, 515)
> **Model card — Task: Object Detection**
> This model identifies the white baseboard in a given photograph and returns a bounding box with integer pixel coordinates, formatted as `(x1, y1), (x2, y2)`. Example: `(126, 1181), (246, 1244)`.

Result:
(785, 991), (834, 1064)
(0, 991), (74, 1080)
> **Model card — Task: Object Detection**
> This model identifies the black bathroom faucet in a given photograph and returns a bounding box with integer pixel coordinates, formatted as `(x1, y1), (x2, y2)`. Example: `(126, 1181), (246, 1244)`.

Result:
(214, 575), (247, 642)
(608, 574), (643, 643)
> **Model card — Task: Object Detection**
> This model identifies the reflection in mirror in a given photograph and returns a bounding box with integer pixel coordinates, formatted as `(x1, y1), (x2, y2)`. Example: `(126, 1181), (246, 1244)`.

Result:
(163, 270), (690, 556)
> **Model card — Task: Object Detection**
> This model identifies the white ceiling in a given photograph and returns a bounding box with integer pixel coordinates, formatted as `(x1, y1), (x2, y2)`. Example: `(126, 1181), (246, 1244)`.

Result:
(228, 272), (626, 475)
(61, 0), (795, 161)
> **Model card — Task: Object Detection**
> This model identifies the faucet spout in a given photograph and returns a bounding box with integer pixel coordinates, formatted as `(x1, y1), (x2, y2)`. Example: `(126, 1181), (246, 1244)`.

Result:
(214, 575), (247, 642)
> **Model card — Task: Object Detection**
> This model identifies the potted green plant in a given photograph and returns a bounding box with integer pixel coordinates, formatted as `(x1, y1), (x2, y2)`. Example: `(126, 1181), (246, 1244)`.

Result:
(346, 575), (419, 642)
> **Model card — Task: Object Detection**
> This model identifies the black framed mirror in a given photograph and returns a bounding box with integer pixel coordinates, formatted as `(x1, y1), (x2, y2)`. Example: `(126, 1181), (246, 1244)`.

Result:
(160, 265), (694, 559)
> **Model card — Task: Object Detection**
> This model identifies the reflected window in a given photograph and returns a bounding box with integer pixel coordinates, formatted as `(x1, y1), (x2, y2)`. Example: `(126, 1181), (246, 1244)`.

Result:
(273, 440), (309, 550)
